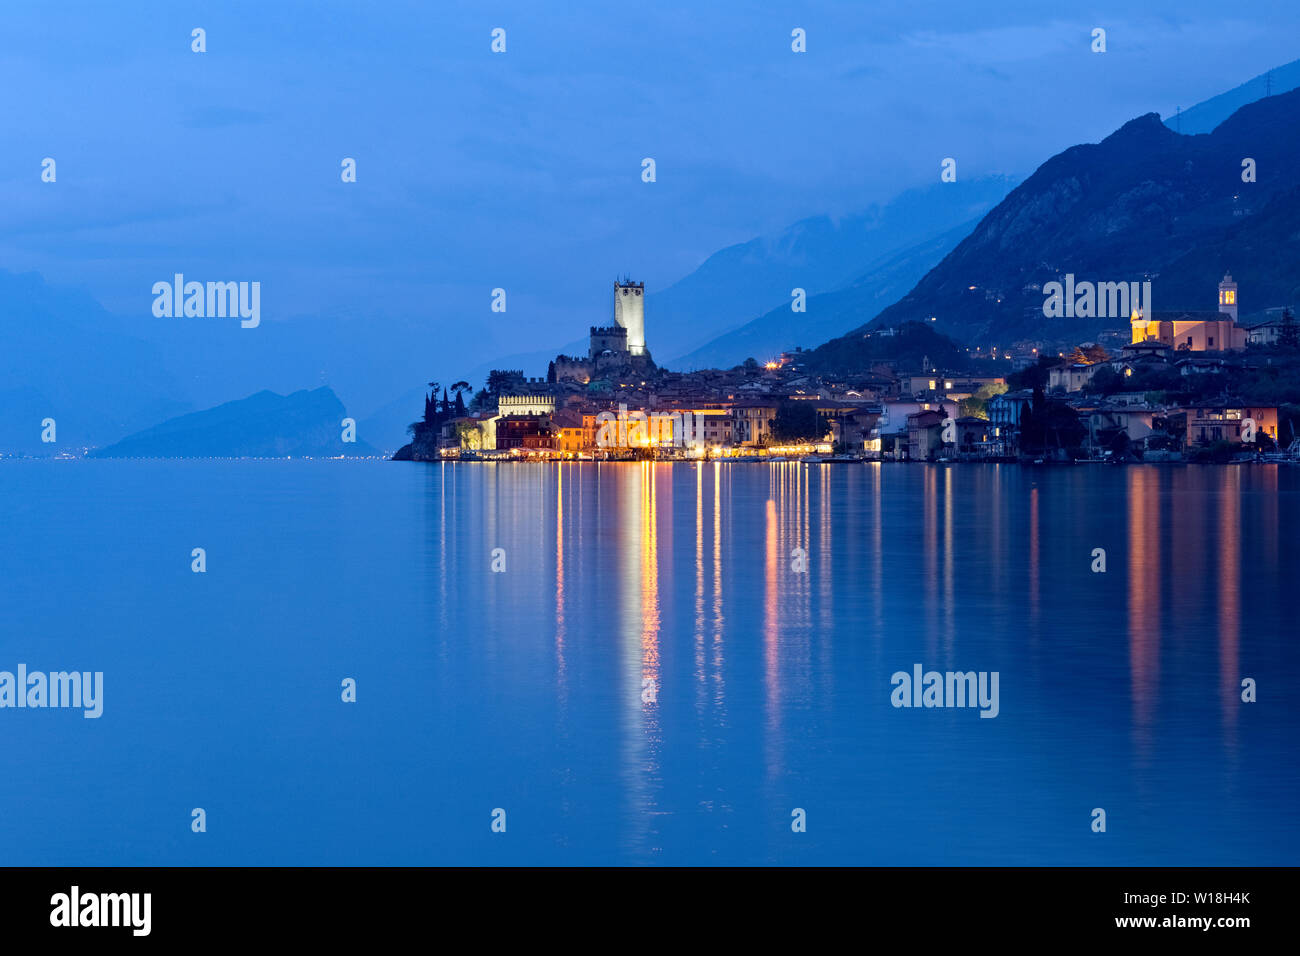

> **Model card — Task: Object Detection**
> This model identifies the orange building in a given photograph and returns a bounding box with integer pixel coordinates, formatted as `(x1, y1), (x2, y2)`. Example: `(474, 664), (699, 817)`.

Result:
(550, 409), (588, 456)
(1173, 404), (1278, 446)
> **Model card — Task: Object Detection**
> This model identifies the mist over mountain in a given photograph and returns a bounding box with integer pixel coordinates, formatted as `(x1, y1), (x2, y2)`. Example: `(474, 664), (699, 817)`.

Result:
(0, 271), (192, 453)
(673, 219), (981, 369)
(1166, 57), (1300, 134)
(653, 177), (1018, 364)
(843, 87), (1300, 350)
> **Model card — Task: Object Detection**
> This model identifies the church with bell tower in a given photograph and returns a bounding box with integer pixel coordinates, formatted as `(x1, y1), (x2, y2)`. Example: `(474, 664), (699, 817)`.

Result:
(1129, 272), (1247, 351)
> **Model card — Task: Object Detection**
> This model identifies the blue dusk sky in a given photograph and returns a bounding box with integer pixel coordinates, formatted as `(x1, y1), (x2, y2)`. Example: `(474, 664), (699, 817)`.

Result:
(2, 0), (1298, 413)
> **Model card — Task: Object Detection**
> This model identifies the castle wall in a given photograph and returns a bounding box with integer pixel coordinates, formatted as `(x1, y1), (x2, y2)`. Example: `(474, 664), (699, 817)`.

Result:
(589, 325), (627, 359)
(553, 356), (594, 384)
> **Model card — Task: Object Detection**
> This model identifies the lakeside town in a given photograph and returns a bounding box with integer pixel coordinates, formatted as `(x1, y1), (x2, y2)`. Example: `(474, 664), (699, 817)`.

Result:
(396, 274), (1300, 465)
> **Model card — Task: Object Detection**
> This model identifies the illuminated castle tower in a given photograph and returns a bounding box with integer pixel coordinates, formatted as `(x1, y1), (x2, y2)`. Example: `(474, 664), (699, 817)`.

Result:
(613, 279), (646, 356)
(1218, 273), (1238, 321)
(551, 279), (655, 383)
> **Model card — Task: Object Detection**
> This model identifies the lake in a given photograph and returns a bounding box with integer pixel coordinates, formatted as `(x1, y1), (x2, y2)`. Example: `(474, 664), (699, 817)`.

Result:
(1, 459), (1296, 865)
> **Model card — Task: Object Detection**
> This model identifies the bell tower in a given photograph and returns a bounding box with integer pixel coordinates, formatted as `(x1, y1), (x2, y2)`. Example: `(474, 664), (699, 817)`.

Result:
(1130, 307), (1147, 344)
(1218, 273), (1238, 321)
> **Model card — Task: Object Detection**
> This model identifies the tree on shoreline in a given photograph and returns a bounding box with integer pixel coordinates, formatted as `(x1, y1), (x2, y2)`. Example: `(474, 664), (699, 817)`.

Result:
(1018, 387), (1085, 457)
(450, 381), (470, 417)
(770, 401), (821, 442)
(409, 377), (474, 440)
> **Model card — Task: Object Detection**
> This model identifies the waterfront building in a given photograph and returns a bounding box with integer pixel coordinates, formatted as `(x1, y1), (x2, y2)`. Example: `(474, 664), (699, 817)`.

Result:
(830, 406), (882, 456)
(496, 414), (551, 450)
(1172, 404), (1279, 446)
(1084, 404), (1158, 451)
(953, 416), (1006, 459)
(450, 411), (500, 451)
(549, 409), (586, 456)
(878, 399), (957, 434)
(906, 409), (948, 460)
(731, 400), (780, 446)
(987, 389), (1033, 432)
(654, 405), (733, 449)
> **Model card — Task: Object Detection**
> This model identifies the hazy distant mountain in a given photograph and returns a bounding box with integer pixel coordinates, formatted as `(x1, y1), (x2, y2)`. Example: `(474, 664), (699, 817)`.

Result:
(0, 387), (58, 456)
(672, 220), (980, 369)
(0, 271), (193, 452)
(845, 88), (1300, 349)
(1166, 58), (1300, 135)
(91, 387), (378, 458)
(649, 177), (1018, 363)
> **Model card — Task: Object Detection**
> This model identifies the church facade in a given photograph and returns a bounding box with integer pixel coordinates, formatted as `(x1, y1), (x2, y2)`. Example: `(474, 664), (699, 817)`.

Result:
(1130, 273), (1247, 352)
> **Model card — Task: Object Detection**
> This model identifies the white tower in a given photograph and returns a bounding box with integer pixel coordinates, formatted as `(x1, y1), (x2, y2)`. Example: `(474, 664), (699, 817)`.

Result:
(1218, 273), (1238, 321)
(613, 279), (646, 356)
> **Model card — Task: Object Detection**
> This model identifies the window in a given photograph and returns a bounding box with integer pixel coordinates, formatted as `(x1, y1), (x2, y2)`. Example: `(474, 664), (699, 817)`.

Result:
(1208, 337), (1214, 347)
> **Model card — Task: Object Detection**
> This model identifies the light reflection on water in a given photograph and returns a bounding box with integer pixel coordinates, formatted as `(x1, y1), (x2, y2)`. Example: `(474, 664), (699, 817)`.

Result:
(0, 459), (1296, 865)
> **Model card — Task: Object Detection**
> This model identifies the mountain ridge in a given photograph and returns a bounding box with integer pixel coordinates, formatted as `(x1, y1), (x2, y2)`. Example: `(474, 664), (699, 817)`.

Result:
(837, 87), (1300, 349)
(90, 387), (379, 458)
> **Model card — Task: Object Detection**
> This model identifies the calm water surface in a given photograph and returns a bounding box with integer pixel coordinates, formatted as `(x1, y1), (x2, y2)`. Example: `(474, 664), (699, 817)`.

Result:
(1, 459), (1296, 865)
